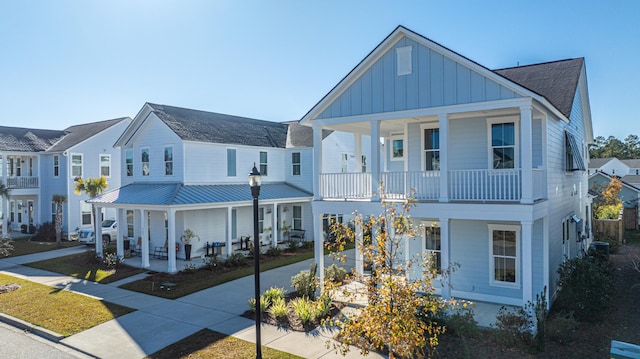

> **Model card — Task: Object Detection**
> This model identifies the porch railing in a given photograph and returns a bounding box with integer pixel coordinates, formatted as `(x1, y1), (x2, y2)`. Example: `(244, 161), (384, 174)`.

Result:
(320, 173), (371, 199)
(448, 169), (521, 201)
(380, 171), (440, 200)
(5, 176), (39, 189)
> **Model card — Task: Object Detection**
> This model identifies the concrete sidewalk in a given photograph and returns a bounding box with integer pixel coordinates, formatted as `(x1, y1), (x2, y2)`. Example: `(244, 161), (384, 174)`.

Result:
(0, 247), (385, 358)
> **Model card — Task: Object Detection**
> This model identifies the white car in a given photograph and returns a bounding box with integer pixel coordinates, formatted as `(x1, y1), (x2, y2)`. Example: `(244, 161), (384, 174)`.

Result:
(78, 220), (118, 246)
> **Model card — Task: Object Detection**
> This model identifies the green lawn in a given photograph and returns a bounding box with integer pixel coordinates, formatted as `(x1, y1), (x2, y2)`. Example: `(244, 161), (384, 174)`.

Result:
(148, 329), (303, 359)
(5, 236), (83, 257)
(26, 252), (147, 284)
(0, 273), (134, 336)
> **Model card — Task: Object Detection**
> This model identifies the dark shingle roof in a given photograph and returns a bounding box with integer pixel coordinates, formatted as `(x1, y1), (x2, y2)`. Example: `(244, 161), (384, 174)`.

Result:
(494, 58), (584, 119)
(148, 103), (288, 148)
(47, 118), (130, 152)
(589, 157), (615, 168)
(622, 159), (640, 168)
(0, 126), (66, 152)
(283, 121), (333, 148)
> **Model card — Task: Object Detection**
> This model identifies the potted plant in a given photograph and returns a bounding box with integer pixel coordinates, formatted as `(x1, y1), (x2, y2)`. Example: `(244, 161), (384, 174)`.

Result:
(282, 220), (292, 241)
(180, 229), (200, 261)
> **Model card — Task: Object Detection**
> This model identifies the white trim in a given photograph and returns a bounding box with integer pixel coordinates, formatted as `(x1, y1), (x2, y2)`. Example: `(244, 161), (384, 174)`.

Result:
(488, 223), (521, 289)
(487, 116), (519, 170)
(390, 133), (405, 161)
(140, 147), (150, 177)
(99, 154), (111, 178)
(420, 123), (440, 171)
(163, 145), (174, 176)
(125, 149), (133, 177)
(70, 153), (83, 178)
(451, 290), (523, 307)
(421, 220), (442, 278)
(53, 154), (60, 178)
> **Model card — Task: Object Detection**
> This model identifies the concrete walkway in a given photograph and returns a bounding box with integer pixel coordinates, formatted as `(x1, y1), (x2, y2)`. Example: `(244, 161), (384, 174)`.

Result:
(0, 246), (385, 358)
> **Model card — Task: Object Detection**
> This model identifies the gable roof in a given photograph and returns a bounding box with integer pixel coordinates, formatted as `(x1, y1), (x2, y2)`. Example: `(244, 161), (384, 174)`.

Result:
(589, 157), (615, 169)
(147, 103), (288, 148)
(621, 159), (640, 168)
(47, 117), (131, 152)
(284, 121), (333, 148)
(0, 126), (66, 152)
(494, 58), (584, 119)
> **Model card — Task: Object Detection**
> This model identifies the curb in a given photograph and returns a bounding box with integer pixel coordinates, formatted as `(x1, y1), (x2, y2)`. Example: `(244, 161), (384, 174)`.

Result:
(0, 312), (64, 342)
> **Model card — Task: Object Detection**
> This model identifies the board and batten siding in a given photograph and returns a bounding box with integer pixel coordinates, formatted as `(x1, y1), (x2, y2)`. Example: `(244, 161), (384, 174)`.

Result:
(318, 36), (520, 120)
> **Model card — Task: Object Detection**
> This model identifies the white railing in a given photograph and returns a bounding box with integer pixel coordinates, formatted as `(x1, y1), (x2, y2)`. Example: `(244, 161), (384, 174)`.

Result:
(320, 173), (372, 199)
(6, 176), (39, 189)
(380, 171), (440, 200)
(449, 169), (521, 201)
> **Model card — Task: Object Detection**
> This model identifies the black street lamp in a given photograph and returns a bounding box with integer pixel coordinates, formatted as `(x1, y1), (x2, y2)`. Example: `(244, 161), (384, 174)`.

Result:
(249, 163), (262, 359)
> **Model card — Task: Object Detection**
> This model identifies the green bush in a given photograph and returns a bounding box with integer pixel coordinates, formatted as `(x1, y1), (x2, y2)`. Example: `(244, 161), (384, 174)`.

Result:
(248, 296), (271, 313)
(291, 262), (317, 300)
(225, 253), (247, 267)
(286, 240), (299, 252)
(547, 314), (578, 344)
(265, 246), (282, 257)
(103, 252), (125, 269)
(269, 297), (288, 320)
(444, 300), (478, 338)
(491, 306), (533, 347)
(555, 257), (611, 322)
(263, 287), (285, 303)
(202, 255), (221, 271)
(32, 222), (56, 241)
(595, 203), (622, 219)
(290, 297), (314, 324)
(325, 264), (347, 284)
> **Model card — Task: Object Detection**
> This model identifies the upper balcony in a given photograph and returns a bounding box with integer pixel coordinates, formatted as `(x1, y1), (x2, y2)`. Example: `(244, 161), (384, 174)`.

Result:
(5, 176), (39, 189)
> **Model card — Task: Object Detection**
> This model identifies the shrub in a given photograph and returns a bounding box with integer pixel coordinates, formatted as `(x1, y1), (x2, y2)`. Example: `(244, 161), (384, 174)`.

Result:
(300, 240), (313, 249)
(32, 222), (56, 242)
(314, 293), (333, 319)
(444, 300), (478, 338)
(103, 252), (125, 269)
(547, 313), (578, 344)
(265, 246), (282, 257)
(248, 296), (271, 313)
(325, 264), (347, 284)
(286, 240), (299, 252)
(491, 306), (533, 347)
(595, 203), (622, 220)
(290, 297), (314, 324)
(202, 255), (222, 271)
(0, 238), (14, 257)
(225, 253), (247, 267)
(291, 262), (317, 300)
(263, 287), (285, 303)
(596, 236), (620, 254)
(183, 263), (197, 273)
(555, 257), (611, 322)
(269, 297), (288, 320)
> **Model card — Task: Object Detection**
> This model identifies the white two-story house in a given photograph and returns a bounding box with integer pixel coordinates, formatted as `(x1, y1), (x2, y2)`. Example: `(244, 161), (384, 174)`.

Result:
(0, 118), (131, 237)
(89, 103), (316, 273)
(302, 26), (594, 308)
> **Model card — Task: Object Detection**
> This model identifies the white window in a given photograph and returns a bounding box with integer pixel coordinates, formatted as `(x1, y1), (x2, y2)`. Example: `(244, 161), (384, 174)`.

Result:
(28, 158), (33, 176)
(489, 121), (516, 169)
(141, 148), (150, 176)
(16, 158), (21, 176)
(81, 201), (92, 226)
(258, 207), (264, 233)
(164, 146), (173, 176)
(125, 150), (133, 177)
(293, 205), (302, 230)
(361, 155), (367, 173)
(489, 224), (520, 287)
(53, 155), (59, 177)
(423, 127), (440, 170)
(259, 151), (268, 176)
(292, 152), (301, 176)
(227, 148), (236, 177)
(126, 210), (134, 238)
(341, 153), (349, 173)
(391, 134), (404, 160)
(396, 45), (413, 76)
(71, 154), (83, 177)
(424, 222), (441, 273)
(100, 154), (111, 177)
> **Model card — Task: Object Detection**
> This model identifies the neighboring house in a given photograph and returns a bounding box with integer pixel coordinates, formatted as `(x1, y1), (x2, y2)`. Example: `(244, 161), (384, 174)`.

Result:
(89, 103), (316, 273)
(301, 25), (594, 309)
(588, 157), (640, 187)
(0, 118), (131, 237)
(589, 171), (640, 228)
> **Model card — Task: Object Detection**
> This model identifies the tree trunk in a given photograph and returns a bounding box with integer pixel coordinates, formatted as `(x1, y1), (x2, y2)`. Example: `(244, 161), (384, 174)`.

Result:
(55, 203), (62, 246)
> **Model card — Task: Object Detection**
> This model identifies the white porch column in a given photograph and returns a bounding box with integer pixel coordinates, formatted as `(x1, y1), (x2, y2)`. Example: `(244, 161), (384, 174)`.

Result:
(355, 222), (363, 275)
(522, 220), (533, 307)
(226, 206), (233, 256)
(94, 205), (103, 256)
(354, 134), (363, 172)
(520, 105), (534, 204)
(312, 125), (323, 200)
(440, 218), (451, 299)
(314, 211), (325, 288)
(542, 217), (550, 309)
(116, 208), (124, 258)
(140, 209), (150, 268)
(438, 114), (449, 203)
(1, 154), (5, 237)
(272, 203), (278, 247)
(167, 209), (177, 273)
(370, 120), (380, 200)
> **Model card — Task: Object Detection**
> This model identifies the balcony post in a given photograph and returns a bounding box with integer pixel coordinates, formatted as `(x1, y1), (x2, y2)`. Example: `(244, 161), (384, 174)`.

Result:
(312, 125), (323, 200)
(438, 114), (449, 203)
(370, 120), (380, 200)
(354, 134), (363, 172)
(521, 221), (533, 307)
(440, 218), (451, 298)
(520, 105), (533, 204)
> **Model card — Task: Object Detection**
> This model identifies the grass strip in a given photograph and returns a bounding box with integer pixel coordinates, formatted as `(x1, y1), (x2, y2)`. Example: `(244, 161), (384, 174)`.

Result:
(147, 329), (303, 359)
(5, 237), (82, 257)
(0, 273), (134, 336)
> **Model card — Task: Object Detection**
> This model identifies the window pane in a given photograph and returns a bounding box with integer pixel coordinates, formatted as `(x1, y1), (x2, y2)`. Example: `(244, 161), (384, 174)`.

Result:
(492, 124), (503, 146)
(425, 129), (439, 150)
(393, 139), (403, 158)
(227, 149), (236, 177)
(504, 231), (516, 256)
(425, 151), (440, 170)
(503, 123), (515, 146)
(493, 231), (505, 256)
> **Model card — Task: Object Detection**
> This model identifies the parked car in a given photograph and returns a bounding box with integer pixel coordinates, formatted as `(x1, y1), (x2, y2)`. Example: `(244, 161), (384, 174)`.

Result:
(78, 220), (118, 246)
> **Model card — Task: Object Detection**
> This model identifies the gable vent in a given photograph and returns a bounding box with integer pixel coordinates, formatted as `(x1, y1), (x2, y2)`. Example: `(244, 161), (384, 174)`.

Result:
(396, 46), (412, 76)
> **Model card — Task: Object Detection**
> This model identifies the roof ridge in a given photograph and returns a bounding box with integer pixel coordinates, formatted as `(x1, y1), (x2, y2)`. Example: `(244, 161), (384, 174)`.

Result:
(493, 57), (584, 72)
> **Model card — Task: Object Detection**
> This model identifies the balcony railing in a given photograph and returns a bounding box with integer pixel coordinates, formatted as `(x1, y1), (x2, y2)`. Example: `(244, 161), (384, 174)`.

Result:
(5, 176), (39, 189)
(320, 169), (545, 202)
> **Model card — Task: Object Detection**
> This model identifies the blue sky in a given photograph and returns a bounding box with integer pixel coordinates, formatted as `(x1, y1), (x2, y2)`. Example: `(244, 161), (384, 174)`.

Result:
(1, 1), (637, 139)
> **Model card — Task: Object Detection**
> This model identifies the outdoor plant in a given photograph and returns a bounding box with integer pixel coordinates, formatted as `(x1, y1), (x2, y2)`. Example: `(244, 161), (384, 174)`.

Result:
(291, 262), (317, 300)
(202, 255), (221, 271)
(183, 263), (197, 273)
(555, 257), (611, 322)
(324, 264), (347, 284)
(269, 297), (288, 320)
(491, 306), (533, 347)
(180, 229), (200, 245)
(248, 295), (271, 313)
(103, 252), (125, 269)
(290, 297), (314, 324)
(262, 286), (285, 303)
(265, 246), (282, 257)
(225, 252), (247, 267)
(547, 313), (578, 344)
(32, 222), (56, 242)
(286, 239), (298, 252)
(0, 238), (13, 257)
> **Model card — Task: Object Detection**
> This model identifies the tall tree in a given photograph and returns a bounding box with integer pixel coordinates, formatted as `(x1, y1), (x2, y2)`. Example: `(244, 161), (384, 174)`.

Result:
(0, 183), (12, 255)
(74, 176), (108, 255)
(52, 194), (66, 246)
(624, 134), (640, 159)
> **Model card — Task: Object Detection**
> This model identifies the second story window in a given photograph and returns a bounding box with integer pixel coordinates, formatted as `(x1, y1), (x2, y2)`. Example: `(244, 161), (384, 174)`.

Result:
(292, 152), (300, 176)
(125, 150), (133, 177)
(16, 158), (21, 176)
(361, 155), (367, 173)
(227, 148), (236, 177)
(141, 148), (150, 176)
(260, 151), (268, 176)
(71, 154), (82, 177)
(100, 155), (111, 177)
(7, 158), (14, 176)
(424, 128), (440, 170)
(491, 122), (515, 169)
(53, 155), (59, 177)
(164, 146), (173, 175)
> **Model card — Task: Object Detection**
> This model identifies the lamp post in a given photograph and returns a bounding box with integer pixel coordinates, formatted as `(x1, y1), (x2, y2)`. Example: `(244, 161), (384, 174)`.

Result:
(249, 163), (262, 359)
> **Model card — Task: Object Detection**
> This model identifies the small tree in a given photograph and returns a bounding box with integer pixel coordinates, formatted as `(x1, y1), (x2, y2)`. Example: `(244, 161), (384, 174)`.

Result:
(325, 188), (450, 358)
(593, 177), (623, 219)
(74, 176), (108, 254)
(52, 194), (66, 246)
